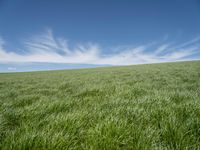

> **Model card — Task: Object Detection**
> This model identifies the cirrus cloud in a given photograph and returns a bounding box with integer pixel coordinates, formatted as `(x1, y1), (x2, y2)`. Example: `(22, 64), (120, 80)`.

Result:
(0, 29), (200, 66)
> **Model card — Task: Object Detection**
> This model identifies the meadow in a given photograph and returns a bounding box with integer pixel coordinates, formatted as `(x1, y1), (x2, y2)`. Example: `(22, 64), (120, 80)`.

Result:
(0, 61), (200, 150)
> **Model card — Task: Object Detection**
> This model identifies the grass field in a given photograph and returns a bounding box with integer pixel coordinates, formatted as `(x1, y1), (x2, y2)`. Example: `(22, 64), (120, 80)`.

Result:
(0, 61), (200, 150)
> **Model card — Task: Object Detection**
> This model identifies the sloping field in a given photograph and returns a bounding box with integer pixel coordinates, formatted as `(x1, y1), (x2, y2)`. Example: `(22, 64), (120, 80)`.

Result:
(0, 61), (200, 149)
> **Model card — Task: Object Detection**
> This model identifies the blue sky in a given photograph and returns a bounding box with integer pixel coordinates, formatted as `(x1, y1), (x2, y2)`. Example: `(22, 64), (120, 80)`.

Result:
(0, 0), (200, 72)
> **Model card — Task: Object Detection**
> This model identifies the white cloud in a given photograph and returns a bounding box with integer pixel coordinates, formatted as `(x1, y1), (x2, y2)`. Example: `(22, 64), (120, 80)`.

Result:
(155, 44), (170, 54)
(0, 29), (200, 65)
(7, 67), (17, 71)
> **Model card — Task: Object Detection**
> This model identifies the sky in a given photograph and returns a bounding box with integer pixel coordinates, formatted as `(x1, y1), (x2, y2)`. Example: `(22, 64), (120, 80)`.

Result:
(0, 0), (200, 72)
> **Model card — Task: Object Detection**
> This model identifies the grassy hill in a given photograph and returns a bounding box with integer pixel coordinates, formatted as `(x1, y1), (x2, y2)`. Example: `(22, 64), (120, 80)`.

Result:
(0, 61), (200, 150)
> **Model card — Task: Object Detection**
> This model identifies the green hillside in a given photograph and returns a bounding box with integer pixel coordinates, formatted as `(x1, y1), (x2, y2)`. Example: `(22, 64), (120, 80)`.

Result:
(0, 61), (200, 150)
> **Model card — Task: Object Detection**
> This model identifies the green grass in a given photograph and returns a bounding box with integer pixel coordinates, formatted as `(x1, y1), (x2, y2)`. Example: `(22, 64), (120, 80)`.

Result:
(0, 61), (200, 150)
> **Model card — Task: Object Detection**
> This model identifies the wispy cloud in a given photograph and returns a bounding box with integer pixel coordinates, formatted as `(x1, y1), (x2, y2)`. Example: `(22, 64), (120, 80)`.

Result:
(7, 67), (16, 71)
(0, 29), (200, 65)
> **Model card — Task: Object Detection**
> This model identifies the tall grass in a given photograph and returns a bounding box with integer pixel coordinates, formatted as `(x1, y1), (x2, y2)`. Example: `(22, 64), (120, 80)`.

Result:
(0, 61), (200, 149)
